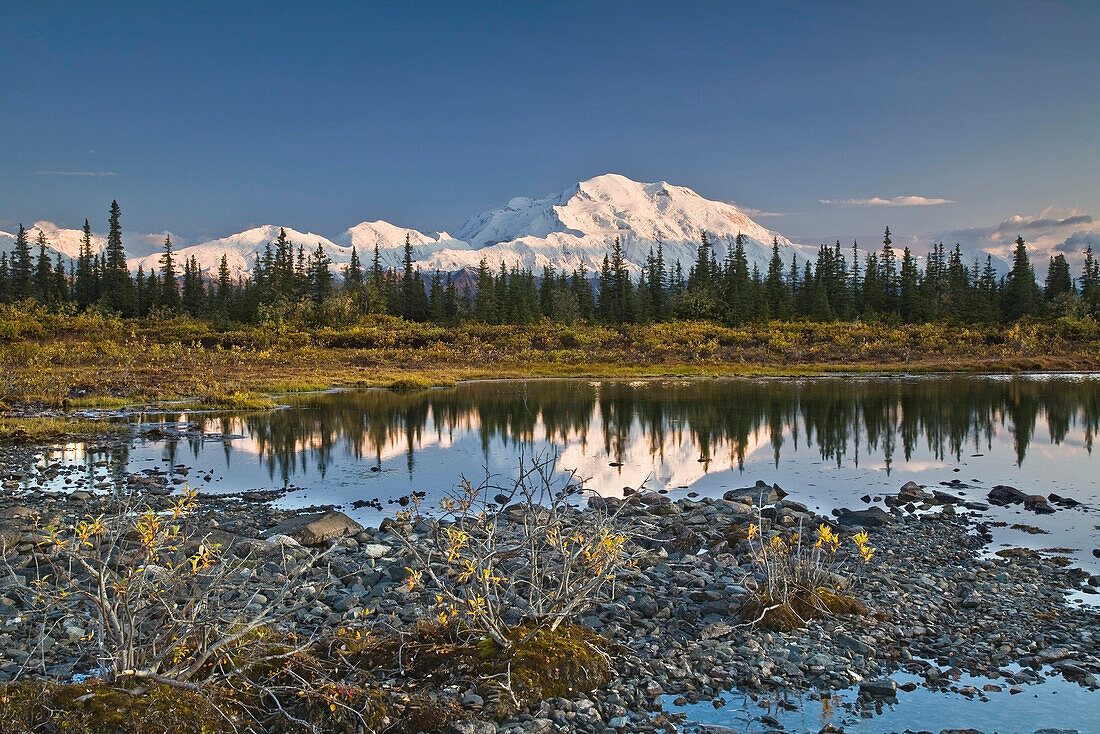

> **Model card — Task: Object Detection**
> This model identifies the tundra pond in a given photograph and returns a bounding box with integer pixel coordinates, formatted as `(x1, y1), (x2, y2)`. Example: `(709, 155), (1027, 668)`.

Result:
(34, 374), (1100, 571)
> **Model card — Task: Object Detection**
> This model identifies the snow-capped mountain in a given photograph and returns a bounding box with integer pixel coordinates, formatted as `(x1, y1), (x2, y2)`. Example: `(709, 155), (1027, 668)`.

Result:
(127, 225), (345, 278)
(338, 221), (473, 269)
(0, 221), (106, 260)
(419, 173), (808, 276)
(7, 175), (809, 279)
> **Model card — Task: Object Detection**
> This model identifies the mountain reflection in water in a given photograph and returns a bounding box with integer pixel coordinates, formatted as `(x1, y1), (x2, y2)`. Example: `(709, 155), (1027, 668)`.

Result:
(130, 375), (1099, 490)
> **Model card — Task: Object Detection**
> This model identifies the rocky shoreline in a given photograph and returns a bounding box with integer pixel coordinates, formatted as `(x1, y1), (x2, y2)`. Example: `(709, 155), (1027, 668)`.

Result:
(1, 441), (1098, 734)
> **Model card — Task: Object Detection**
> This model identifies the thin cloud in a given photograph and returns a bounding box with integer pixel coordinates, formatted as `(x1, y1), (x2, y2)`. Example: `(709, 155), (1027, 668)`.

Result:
(820, 195), (954, 207)
(35, 170), (119, 177)
(737, 205), (788, 218)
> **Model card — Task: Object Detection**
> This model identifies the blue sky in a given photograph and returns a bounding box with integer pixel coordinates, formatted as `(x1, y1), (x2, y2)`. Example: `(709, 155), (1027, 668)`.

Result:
(2, 1), (1098, 261)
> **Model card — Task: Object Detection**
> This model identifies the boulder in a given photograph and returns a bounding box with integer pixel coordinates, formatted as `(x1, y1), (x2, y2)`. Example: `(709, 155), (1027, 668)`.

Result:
(1023, 495), (1055, 514)
(260, 511), (364, 547)
(836, 507), (894, 527)
(988, 485), (1029, 505)
(988, 485), (1055, 513)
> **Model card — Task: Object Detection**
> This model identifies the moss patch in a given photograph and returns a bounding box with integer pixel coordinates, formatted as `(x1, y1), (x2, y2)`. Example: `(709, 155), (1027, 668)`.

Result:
(476, 623), (612, 715)
(347, 621), (612, 719)
(194, 390), (276, 411)
(387, 376), (437, 392)
(0, 682), (235, 734)
(741, 586), (868, 631)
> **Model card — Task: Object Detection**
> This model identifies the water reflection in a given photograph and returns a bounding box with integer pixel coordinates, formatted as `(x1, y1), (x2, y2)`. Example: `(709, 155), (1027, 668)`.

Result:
(144, 375), (1100, 486)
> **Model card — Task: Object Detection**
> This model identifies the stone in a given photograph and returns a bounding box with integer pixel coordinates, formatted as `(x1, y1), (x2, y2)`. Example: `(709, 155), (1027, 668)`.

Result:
(898, 481), (932, 503)
(360, 543), (391, 559)
(447, 720), (496, 734)
(700, 621), (734, 640)
(836, 507), (894, 527)
(0, 507), (35, 521)
(859, 678), (898, 698)
(260, 512), (364, 546)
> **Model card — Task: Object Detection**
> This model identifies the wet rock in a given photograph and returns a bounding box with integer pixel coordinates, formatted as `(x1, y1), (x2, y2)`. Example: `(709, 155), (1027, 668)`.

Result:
(988, 485), (1029, 505)
(859, 678), (897, 698)
(898, 481), (932, 503)
(1023, 495), (1055, 514)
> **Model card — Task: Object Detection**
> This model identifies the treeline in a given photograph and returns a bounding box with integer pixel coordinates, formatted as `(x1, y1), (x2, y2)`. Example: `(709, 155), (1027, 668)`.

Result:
(3, 202), (1100, 325)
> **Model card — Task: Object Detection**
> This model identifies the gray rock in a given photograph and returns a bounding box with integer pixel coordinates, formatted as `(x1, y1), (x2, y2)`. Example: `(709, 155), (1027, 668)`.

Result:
(260, 511), (364, 546)
(361, 543), (391, 559)
(448, 720), (496, 734)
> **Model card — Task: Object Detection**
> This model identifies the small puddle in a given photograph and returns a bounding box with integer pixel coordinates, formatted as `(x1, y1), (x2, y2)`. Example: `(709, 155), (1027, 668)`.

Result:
(665, 666), (1098, 733)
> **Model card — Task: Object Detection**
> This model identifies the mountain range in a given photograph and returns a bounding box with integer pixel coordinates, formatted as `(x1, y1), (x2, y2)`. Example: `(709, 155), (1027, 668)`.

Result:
(2, 174), (811, 279)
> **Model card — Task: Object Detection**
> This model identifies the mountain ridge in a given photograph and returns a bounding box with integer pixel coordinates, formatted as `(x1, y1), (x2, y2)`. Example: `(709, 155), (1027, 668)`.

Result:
(3, 174), (809, 278)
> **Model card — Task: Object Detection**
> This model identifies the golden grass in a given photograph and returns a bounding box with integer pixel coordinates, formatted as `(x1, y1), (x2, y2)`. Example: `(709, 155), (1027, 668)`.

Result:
(0, 417), (127, 443)
(1, 309), (1097, 411)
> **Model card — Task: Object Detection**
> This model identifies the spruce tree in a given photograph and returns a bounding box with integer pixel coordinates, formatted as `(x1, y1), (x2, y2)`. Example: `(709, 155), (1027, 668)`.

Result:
(102, 201), (135, 315)
(215, 254), (234, 316)
(75, 219), (97, 309)
(182, 256), (205, 314)
(724, 233), (751, 324)
(572, 265), (595, 321)
(898, 247), (921, 322)
(597, 254), (613, 322)
(765, 238), (787, 319)
(474, 257), (496, 322)
(1081, 245), (1100, 317)
(344, 246), (364, 295)
(1044, 254), (1074, 301)
(539, 264), (557, 318)
(1001, 236), (1042, 320)
(879, 227), (897, 314)
(398, 235), (429, 321)
(429, 270), (445, 321)
(610, 237), (633, 323)
(309, 243), (333, 303)
(34, 232), (55, 303)
(159, 235), (181, 312)
(11, 224), (32, 300)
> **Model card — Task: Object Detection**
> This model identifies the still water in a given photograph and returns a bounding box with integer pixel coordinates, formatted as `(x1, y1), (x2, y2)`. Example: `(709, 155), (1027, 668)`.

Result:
(42, 374), (1100, 572)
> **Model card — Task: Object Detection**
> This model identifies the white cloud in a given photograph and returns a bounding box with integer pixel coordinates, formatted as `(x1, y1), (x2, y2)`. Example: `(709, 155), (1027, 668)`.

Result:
(936, 207), (1100, 273)
(35, 170), (119, 177)
(820, 195), (955, 207)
